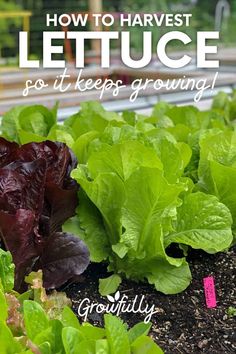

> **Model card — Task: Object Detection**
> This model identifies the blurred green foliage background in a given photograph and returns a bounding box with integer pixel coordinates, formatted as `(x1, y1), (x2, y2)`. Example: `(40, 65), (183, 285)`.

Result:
(0, 0), (235, 62)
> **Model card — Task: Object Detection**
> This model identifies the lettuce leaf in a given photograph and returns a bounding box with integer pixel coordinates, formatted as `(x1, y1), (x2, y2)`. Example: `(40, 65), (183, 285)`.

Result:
(1, 105), (57, 143)
(166, 192), (233, 253)
(198, 130), (236, 235)
(0, 249), (15, 292)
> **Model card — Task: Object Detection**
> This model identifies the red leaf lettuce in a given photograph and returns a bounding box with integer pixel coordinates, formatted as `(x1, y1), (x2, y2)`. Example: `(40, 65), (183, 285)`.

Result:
(0, 138), (89, 291)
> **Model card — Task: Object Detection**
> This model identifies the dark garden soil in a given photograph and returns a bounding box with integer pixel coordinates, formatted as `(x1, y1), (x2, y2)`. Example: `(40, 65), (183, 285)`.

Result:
(65, 246), (236, 354)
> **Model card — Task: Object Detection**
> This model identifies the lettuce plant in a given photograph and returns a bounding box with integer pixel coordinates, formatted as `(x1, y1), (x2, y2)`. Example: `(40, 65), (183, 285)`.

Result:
(0, 138), (89, 291)
(68, 130), (232, 294)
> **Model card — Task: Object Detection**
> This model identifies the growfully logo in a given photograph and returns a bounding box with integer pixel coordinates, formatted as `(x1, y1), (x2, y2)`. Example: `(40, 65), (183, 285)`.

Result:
(77, 291), (159, 323)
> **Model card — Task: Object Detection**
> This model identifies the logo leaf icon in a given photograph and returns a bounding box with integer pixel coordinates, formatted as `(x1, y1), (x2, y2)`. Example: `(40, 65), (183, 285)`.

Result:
(107, 295), (115, 303)
(115, 291), (120, 301)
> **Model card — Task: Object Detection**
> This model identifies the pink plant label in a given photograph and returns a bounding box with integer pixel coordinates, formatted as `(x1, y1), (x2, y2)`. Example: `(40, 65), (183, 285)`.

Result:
(203, 276), (217, 308)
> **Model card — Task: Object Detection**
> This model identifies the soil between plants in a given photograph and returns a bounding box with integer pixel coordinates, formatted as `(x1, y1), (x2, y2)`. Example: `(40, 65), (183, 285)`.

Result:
(65, 247), (236, 354)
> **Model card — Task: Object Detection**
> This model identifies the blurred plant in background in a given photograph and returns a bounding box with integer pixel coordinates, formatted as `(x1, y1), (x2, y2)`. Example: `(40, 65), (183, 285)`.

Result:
(0, 0), (21, 58)
(107, 0), (198, 52)
(107, 0), (236, 52)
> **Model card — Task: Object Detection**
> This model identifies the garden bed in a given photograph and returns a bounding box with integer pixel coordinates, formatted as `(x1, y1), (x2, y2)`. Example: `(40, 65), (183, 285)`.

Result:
(1, 93), (236, 353)
(66, 246), (236, 354)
